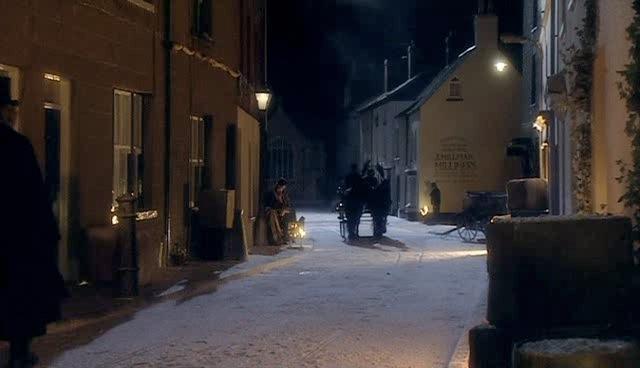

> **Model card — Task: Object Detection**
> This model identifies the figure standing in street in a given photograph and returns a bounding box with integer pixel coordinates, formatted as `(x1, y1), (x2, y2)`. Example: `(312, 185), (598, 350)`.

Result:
(343, 163), (365, 240)
(363, 163), (379, 219)
(370, 163), (391, 238)
(0, 92), (67, 368)
(430, 182), (442, 216)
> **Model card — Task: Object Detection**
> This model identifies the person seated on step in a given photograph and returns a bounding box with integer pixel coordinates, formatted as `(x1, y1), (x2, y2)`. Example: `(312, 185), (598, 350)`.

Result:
(264, 178), (295, 245)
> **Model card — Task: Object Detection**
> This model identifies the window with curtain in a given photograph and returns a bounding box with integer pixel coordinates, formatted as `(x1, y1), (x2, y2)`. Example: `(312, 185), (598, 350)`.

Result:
(194, 0), (213, 38)
(113, 90), (145, 209)
(189, 116), (205, 208)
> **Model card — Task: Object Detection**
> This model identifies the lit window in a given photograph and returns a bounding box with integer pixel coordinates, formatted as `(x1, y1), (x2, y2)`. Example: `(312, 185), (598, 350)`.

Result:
(113, 90), (148, 209)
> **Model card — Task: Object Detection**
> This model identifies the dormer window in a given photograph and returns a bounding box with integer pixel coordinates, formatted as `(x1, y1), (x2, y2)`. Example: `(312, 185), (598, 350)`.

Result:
(447, 78), (463, 101)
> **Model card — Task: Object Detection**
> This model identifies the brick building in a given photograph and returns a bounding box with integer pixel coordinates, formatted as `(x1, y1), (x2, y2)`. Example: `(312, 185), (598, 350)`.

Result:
(0, 0), (265, 285)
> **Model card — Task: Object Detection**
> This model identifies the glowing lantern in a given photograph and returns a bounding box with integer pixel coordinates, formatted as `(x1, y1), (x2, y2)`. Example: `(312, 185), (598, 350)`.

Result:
(255, 89), (272, 112)
(494, 61), (508, 72)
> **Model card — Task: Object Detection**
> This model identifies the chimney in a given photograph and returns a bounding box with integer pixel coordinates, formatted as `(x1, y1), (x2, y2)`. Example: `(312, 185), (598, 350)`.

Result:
(445, 31), (453, 66)
(384, 59), (389, 93)
(407, 45), (413, 80)
(475, 0), (498, 50)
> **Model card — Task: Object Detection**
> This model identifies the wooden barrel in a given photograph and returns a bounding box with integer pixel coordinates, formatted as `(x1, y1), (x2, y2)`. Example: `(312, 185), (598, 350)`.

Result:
(506, 178), (548, 212)
(486, 216), (634, 328)
(514, 339), (640, 368)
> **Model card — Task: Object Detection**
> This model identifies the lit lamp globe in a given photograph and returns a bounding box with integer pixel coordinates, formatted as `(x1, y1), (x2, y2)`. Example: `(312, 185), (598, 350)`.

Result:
(255, 90), (272, 111)
(494, 61), (508, 72)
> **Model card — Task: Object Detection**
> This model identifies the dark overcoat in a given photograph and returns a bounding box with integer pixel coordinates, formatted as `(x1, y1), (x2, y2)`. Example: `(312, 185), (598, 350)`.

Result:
(0, 123), (67, 340)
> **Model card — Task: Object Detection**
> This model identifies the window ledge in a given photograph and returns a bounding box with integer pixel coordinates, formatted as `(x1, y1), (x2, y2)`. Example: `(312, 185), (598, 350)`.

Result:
(127, 0), (155, 13)
(193, 34), (216, 47)
(136, 210), (159, 222)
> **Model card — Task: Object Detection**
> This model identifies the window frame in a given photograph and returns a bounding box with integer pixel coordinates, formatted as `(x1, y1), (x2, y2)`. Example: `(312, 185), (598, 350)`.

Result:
(189, 115), (206, 209)
(194, 0), (213, 40)
(447, 77), (463, 101)
(112, 89), (149, 210)
(530, 54), (538, 106)
(531, 0), (539, 32)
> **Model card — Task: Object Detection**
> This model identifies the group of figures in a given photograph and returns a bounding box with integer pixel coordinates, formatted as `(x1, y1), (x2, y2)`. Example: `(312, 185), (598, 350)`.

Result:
(342, 161), (392, 240)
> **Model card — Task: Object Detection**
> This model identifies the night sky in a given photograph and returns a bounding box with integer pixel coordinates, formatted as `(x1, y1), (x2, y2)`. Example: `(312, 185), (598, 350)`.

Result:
(269, 0), (523, 169)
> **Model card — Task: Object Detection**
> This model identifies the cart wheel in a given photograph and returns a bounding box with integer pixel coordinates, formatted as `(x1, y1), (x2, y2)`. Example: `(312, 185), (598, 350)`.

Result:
(456, 215), (478, 242)
(458, 225), (478, 243)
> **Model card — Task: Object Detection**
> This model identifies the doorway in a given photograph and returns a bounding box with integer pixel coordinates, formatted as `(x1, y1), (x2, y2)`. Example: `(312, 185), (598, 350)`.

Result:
(44, 74), (72, 279)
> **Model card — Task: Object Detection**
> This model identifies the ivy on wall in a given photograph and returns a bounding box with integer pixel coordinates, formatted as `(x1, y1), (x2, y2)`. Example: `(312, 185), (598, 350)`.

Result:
(564, 0), (598, 213)
(617, 0), (640, 225)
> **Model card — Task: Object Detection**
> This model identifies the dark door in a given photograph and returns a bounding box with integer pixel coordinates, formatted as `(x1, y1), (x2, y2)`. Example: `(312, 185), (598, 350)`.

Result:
(44, 107), (61, 219)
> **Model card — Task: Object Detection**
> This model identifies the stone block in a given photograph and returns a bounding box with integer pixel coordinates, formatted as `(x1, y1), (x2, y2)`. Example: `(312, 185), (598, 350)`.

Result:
(486, 215), (634, 328)
(513, 338), (640, 368)
(469, 324), (513, 368)
(506, 179), (548, 212)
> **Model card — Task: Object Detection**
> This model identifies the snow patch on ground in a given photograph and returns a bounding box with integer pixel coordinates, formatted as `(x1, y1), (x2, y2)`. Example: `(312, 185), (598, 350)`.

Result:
(519, 338), (636, 356)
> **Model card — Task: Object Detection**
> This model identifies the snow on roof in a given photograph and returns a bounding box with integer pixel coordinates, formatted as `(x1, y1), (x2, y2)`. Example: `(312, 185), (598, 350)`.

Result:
(354, 72), (435, 113)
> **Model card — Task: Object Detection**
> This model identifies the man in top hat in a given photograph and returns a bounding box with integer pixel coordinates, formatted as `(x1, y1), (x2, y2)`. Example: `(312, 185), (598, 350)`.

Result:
(0, 91), (67, 367)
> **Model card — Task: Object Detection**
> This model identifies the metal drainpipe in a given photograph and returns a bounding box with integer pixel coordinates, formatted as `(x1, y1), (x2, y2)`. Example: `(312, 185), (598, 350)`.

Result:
(163, 0), (173, 261)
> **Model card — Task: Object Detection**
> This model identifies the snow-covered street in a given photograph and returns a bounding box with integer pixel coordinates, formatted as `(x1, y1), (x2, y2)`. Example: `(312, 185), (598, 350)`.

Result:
(48, 211), (488, 368)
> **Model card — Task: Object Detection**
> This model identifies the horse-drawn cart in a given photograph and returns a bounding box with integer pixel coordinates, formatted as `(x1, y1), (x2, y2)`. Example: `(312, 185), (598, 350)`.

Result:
(454, 191), (509, 242)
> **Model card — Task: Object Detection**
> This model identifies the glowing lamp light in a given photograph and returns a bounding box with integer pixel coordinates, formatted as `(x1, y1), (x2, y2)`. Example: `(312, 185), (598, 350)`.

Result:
(533, 115), (546, 131)
(288, 221), (307, 239)
(255, 90), (272, 111)
(420, 206), (430, 216)
(110, 205), (119, 225)
(494, 61), (508, 72)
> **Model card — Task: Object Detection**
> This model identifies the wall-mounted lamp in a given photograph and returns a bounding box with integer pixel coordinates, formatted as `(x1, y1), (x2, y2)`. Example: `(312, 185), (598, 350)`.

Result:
(494, 61), (508, 72)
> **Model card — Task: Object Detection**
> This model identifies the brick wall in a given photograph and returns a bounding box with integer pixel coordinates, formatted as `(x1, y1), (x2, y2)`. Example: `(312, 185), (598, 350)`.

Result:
(0, 0), (265, 284)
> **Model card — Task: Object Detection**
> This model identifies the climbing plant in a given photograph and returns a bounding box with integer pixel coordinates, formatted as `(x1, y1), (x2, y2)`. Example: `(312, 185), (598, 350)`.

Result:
(564, 0), (598, 213)
(617, 0), (640, 226)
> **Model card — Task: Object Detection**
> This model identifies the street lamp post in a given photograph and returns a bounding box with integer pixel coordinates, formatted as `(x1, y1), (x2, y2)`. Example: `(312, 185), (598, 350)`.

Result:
(255, 88), (272, 201)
